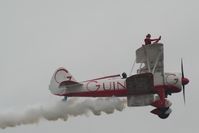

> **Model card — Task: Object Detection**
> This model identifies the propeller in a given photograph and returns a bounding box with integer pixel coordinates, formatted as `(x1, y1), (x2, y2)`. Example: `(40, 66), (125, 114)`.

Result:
(181, 59), (189, 104)
(181, 59), (185, 104)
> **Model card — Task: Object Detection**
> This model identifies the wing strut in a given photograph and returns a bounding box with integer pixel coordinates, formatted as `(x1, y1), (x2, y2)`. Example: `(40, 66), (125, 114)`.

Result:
(143, 45), (151, 72)
(152, 51), (162, 74)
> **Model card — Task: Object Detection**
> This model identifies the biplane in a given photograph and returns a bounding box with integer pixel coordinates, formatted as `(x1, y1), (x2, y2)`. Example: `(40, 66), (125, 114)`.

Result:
(49, 43), (189, 119)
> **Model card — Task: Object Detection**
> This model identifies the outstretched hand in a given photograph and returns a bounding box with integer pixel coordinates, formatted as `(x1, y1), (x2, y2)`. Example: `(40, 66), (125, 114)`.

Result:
(158, 36), (161, 40)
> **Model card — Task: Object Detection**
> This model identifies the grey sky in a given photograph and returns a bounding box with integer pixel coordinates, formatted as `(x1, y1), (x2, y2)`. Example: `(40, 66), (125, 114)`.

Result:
(0, 0), (198, 132)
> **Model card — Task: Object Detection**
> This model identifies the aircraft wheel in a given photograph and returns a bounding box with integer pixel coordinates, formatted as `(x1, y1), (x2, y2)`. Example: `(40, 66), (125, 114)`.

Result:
(62, 96), (67, 101)
(158, 113), (170, 119)
(158, 108), (172, 119)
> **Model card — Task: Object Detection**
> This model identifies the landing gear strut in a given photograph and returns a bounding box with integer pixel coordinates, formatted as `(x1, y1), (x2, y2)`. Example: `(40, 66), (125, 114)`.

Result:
(62, 96), (67, 101)
(151, 86), (172, 119)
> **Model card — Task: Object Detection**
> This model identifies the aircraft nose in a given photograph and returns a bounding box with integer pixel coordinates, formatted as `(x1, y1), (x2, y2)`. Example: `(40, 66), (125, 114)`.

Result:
(182, 77), (189, 85)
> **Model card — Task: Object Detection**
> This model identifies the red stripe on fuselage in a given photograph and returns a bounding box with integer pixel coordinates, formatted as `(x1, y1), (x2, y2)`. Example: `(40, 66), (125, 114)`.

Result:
(57, 89), (128, 97)
(55, 85), (181, 97)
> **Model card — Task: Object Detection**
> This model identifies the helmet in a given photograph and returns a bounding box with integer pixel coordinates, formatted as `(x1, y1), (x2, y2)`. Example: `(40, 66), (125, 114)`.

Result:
(146, 34), (151, 38)
(122, 72), (127, 78)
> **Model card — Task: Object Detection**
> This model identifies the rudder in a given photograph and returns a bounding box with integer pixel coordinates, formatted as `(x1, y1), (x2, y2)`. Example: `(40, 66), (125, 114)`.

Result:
(49, 67), (77, 95)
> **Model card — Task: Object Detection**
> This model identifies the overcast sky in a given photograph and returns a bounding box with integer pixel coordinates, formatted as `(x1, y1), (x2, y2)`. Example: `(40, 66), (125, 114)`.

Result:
(0, 0), (199, 132)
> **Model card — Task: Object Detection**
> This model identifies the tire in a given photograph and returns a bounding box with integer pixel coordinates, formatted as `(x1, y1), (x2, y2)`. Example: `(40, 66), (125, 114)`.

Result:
(158, 113), (170, 119)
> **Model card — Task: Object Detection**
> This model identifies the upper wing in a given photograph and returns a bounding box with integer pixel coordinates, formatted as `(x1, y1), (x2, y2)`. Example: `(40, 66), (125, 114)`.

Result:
(136, 43), (164, 74)
(135, 43), (164, 85)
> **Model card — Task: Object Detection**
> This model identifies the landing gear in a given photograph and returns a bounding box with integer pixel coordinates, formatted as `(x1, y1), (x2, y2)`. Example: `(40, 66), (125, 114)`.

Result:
(158, 113), (170, 119)
(62, 96), (67, 101)
(158, 108), (172, 119)
(151, 87), (172, 119)
(151, 107), (172, 119)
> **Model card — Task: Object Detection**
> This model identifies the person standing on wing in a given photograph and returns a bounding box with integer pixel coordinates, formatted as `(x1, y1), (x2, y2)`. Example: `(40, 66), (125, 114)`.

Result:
(144, 34), (161, 45)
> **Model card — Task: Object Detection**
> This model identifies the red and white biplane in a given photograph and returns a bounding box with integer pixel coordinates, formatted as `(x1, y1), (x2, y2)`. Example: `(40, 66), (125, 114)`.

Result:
(49, 43), (189, 119)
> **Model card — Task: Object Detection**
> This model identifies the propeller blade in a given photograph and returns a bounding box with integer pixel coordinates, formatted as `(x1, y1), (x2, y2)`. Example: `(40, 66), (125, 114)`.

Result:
(183, 85), (186, 104)
(181, 59), (186, 104)
(181, 59), (184, 78)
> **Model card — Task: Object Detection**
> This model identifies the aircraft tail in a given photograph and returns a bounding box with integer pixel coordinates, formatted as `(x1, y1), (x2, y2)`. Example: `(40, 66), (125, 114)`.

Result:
(49, 67), (80, 95)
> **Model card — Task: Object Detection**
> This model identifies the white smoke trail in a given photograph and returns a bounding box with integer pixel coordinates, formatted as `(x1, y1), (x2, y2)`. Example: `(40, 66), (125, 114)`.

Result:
(0, 97), (126, 129)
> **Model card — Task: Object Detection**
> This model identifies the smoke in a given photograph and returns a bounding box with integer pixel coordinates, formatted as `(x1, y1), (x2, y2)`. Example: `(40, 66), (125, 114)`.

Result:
(0, 97), (126, 129)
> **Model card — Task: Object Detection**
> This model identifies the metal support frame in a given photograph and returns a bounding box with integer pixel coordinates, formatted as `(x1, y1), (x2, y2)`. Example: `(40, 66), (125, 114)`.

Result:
(129, 59), (136, 76)
(143, 45), (151, 72)
(152, 51), (162, 74)
(138, 62), (143, 74)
